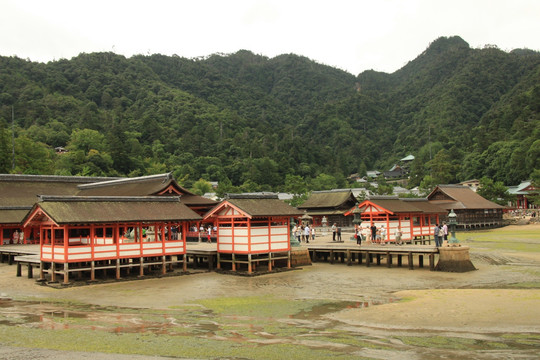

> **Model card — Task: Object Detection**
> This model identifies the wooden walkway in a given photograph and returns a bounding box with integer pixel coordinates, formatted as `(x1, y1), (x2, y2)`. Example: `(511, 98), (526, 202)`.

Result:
(0, 244), (219, 281)
(306, 242), (439, 270)
(1, 238), (440, 282)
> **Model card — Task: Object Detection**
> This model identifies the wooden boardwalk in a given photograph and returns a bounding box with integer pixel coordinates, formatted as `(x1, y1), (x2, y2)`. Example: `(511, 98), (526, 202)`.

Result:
(306, 242), (439, 270)
(1, 235), (440, 282)
(0, 244), (219, 280)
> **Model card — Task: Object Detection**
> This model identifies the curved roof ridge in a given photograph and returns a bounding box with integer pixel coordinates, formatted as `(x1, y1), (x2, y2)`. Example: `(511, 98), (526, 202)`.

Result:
(38, 195), (181, 202)
(77, 173), (173, 189)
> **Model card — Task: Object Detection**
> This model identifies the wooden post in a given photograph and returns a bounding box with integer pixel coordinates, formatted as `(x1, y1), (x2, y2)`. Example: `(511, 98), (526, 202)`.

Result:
(139, 257), (144, 277)
(429, 253), (435, 271)
(268, 253), (272, 272)
(408, 252), (414, 270)
(63, 262), (69, 284)
(248, 254), (252, 274)
(28, 264), (33, 279)
(51, 262), (56, 282)
(16, 262), (22, 277)
(116, 259), (120, 279)
(397, 254), (403, 267)
(419, 255), (424, 268)
(366, 251), (370, 267)
(90, 260), (95, 281)
(387, 252), (392, 268)
(287, 250), (291, 269)
(232, 253), (236, 271)
(39, 261), (45, 281)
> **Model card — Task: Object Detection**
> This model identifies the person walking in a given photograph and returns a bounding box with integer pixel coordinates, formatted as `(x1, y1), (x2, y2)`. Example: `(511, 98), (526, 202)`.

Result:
(370, 224), (377, 244)
(207, 225), (212, 243)
(433, 223), (441, 247)
(336, 226), (342, 242)
(304, 224), (311, 244)
(356, 226), (362, 245)
(380, 225), (387, 245)
(395, 227), (403, 245)
(442, 222), (448, 242)
(362, 226), (370, 244)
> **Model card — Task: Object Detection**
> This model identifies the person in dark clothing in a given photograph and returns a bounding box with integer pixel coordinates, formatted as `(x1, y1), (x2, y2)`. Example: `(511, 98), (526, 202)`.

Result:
(370, 224), (377, 243)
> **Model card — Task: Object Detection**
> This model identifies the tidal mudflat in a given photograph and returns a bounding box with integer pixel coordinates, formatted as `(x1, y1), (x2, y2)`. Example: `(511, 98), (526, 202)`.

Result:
(1, 224), (539, 359)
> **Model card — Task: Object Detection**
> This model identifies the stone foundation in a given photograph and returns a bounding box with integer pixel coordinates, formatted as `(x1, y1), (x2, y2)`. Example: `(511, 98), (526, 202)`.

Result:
(290, 249), (312, 267)
(435, 245), (476, 272)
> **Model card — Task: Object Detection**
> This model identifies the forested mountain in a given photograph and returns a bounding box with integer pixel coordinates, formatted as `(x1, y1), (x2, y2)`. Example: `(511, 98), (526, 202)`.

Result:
(0, 36), (539, 196)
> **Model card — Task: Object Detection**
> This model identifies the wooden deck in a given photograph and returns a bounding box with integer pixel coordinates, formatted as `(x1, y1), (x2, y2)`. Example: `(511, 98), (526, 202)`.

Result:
(306, 242), (439, 270)
(0, 243), (219, 281)
(1, 236), (441, 283)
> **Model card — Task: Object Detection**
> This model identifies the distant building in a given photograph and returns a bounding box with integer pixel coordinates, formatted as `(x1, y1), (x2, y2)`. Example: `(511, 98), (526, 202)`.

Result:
(507, 180), (537, 209)
(297, 189), (358, 227)
(427, 185), (504, 229)
(366, 170), (381, 179)
(459, 179), (480, 192)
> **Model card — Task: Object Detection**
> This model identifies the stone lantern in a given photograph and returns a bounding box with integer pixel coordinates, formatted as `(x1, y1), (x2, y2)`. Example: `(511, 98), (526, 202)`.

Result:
(321, 216), (328, 236)
(448, 209), (459, 245)
(300, 211), (312, 226)
(290, 217), (300, 247)
(352, 203), (362, 227)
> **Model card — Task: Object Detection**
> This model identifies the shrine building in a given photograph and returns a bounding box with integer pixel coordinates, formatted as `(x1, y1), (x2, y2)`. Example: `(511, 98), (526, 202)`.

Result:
(203, 193), (302, 273)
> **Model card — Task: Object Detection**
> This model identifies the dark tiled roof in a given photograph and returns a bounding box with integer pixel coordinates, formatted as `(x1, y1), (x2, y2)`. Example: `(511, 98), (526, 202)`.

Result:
(77, 173), (217, 207)
(0, 174), (110, 207)
(27, 196), (201, 225)
(365, 197), (446, 214)
(227, 197), (302, 217)
(0, 207), (32, 224)
(428, 185), (503, 209)
(298, 190), (356, 209)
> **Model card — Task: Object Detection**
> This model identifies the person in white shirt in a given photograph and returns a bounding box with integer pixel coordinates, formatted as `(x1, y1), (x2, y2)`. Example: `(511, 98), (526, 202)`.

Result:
(304, 225), (311, 243)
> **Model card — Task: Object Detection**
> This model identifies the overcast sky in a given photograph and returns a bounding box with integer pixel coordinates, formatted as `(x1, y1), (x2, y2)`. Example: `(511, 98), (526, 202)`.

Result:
(1, 0), (539, 75)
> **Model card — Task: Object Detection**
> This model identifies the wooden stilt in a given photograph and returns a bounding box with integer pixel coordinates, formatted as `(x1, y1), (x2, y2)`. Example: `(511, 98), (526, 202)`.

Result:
(63, 262), (69, 284)
(40, 261), (45, 281)
(51, 262), (56, 282)
(90, 261), (95, 281)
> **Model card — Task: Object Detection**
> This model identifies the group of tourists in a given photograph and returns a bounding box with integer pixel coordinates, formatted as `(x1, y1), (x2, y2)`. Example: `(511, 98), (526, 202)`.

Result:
(433, 222), (448, 247)
(6, 229), (24, 245)
(293, 224), (315, 243)
(331, 223), (342, 242)
(351, 224), (404, 246)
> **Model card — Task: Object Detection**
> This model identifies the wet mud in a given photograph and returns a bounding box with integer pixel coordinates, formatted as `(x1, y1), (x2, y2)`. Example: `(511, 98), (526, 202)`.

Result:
(1, 224), (539, 359)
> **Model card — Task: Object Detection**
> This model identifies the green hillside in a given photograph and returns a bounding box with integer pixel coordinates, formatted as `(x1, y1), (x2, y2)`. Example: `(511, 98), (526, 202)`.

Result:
(0, 36), (538, 195)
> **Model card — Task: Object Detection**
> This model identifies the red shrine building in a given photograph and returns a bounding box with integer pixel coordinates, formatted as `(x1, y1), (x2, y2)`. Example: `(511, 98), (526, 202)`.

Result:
(203, 194), (302, 273)
(346, 196), (447, 243)
(23, 195), (201, 283)
(0, 173), (217, 246)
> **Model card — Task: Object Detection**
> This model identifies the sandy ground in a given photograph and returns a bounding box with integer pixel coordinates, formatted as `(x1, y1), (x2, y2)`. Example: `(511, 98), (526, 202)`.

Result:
(0, 224), (539, 358)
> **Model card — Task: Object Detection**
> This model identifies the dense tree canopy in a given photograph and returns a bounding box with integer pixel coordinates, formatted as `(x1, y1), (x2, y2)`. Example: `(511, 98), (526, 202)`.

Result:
(0, 36), (538, 196)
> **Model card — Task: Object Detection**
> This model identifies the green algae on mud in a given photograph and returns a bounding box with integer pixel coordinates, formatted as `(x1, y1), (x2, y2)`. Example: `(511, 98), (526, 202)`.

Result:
(0, 296), (376, 359)
(0, 325), (367, 360)
(464, 227), (540, 253)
